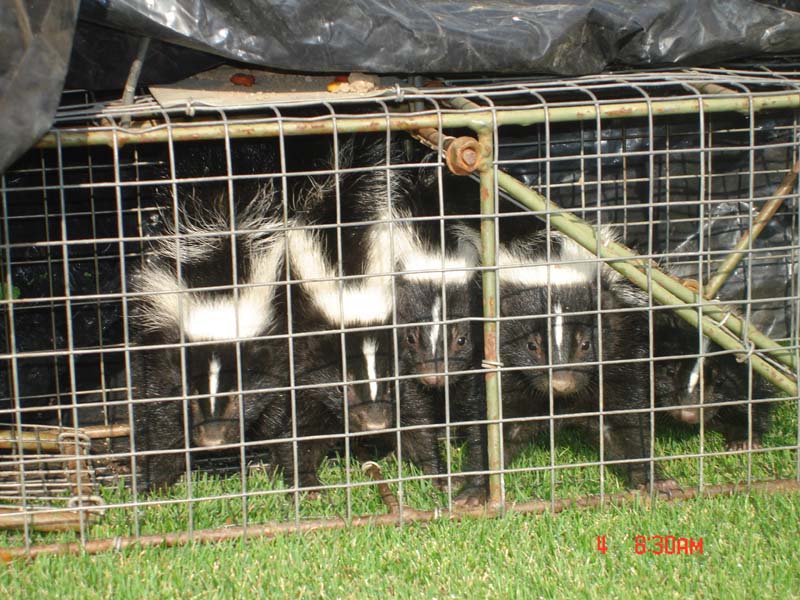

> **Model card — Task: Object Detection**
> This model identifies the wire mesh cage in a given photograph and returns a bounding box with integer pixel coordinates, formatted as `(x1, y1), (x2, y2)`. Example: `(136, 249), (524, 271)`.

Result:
(1, 62), (799, 556)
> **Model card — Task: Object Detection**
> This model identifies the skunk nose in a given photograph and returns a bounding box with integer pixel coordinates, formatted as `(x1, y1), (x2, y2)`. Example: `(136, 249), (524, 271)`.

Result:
(420, 374), (445, 387)
(419, 360), (445, 388)
(550, 371), (578, 394)
(197, 435), (225, 447)
(193, 422), (238, 447)
(360, 419), (391, 432)
(671, 408), (701, 425)
(348, 404), (393, 432)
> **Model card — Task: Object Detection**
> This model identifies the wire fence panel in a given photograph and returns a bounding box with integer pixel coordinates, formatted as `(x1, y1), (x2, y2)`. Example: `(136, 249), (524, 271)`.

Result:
(1, 63), (799, 556)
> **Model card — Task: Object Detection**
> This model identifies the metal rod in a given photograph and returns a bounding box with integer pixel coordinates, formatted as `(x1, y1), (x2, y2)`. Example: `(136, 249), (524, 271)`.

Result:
(0, 507), (101, 533)
(0, 430), (62, 451)
(34, 91), (800, 149)
(494, 171), (798, 397)
(411, 128), (483, 175)
(477, 129), (503, 507)
(446, 92), (800, 125)
(446, 92), (797, 377)
(120, 37), (151, 128)
(4, 478), (798, 560)
(362, 461), (403, 515)
(82, 424), (131, 439)
(704, 160), (800, 300)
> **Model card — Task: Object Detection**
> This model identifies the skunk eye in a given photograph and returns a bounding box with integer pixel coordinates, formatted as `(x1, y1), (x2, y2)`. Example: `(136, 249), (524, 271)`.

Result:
(580, 339), (591, 351)
(527, 341), (538, 352)
(665, 366), (677, 377)
(456, 336), (467, 346)
(406, 332), (417, 345)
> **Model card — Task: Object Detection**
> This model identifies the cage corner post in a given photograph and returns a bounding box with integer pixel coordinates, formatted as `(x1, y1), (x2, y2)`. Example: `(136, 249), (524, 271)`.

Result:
(476, 127), (503, 508)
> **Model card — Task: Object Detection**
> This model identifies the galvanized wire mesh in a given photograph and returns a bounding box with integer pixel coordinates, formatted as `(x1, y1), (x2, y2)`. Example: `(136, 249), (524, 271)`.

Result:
(1, 62), (799, 555)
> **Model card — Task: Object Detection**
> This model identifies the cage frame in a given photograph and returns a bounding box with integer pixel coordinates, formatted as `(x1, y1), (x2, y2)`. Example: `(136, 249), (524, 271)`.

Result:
(1, 63), (800, 556)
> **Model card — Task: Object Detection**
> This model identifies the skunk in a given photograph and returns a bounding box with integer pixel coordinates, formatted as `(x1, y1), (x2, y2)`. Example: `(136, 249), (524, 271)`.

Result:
(264, 137), (403, 491)
(488, 228), (674, 489)
(654, 319), (775, 450)
(130, 185), (290, 491)
(391, 215), (488, 504)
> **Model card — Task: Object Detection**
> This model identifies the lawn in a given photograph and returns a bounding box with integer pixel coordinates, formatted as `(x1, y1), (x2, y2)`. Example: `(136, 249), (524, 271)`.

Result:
(0, 400), (798, 598)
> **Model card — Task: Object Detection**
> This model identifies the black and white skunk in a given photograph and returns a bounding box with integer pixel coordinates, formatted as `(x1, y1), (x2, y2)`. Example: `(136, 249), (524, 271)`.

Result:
(264, 137), (404, 491)
(130, 185), (290, 491)
(391, 216), (488, 504)
(489, 229), (674, 489)
(654, 319), (775, 450)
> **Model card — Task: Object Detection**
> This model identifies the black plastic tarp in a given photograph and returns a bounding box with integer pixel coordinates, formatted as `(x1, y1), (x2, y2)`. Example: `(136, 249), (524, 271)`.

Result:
(5, 0), (800, 172)
(80, 0), (800, 76)
(0, 0), (80, 172)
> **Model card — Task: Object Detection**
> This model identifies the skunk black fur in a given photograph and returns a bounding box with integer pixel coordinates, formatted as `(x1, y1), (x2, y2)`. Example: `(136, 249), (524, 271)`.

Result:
(388, 172), (488, 502)
(395, 276), (487, 502)
(130, 182), (289, 492)
(265, 137), (405, 491)
(654, 320), (775, 449)
(492, 231), (670, 488)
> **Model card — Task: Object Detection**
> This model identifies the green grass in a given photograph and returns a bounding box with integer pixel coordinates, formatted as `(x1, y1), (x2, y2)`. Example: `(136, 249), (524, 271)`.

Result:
(0, 400), (798, 598)
(2, 493), (799, 599)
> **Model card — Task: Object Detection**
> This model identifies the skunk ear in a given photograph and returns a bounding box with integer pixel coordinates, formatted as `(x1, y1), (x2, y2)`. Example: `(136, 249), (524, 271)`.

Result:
(600, 289), (619, 311)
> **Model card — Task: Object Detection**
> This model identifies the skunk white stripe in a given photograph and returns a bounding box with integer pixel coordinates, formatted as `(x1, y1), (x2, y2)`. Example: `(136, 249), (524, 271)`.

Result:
(498, 261), (595, 287)
(134, 223), (285, 339)
(553, 304), (564, 352)
(208, 356), (221, 415)
(183, 296), (269, 341)
(687, 358), (702, 395)
(456, 223), (624, 289)
(363, 338), (379, 401)
(393, 221), (477, 284)
(687, 337), (713, 395)
(287, 228), (393, 326)
(429, 296), (442, 351)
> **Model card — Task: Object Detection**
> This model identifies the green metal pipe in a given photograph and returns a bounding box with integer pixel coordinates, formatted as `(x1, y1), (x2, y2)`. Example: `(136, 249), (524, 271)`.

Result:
(477, 129), (504, 506)
(448, 91), (800, 127)
(448, 92), (792, 372)
(494, 171), (798, 398)
(35, 91), (800, 150)
(606, 233), (796, 371)
(703, 160), (800, 300)
(495, 171), (797, 373)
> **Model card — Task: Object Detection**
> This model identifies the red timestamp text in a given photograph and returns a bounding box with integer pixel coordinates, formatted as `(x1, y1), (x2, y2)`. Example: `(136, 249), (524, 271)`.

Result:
(595, 535), (703, 555)
(634, 535), (703, 555)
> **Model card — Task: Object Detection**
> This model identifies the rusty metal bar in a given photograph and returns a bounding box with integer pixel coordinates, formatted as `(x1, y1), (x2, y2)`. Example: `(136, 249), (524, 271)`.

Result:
(703, 160), (800, 300)
(34, 91), (800, 150)
(477, 129), (503, 507)
(0, 429), (63, 452)
(120, 37), (151, 128)
(692, 82), (742, 96)
(432, 94), (797, 393)
(82, 424), (131, 439)
(0, 507), (101, 533)
(3, 479), (797, 560)
(411, 128), (483, 175)
(361, 461), (402, 515)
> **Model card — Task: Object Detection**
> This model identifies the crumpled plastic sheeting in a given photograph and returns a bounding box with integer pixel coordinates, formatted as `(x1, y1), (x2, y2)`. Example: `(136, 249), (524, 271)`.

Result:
(0, 0), (80, 173)
(81, 0), (800, 75)
(6, 0), (800, 173)
(66, 19), (222, 91)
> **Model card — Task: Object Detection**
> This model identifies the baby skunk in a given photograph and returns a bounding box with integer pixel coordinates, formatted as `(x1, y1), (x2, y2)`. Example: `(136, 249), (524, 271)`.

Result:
(130, 185), (289, 492)
(265, 137), (402, 492)
(654, 318), (775, 450)
(391, 215), (488, 505)
(491, 229), (675, 490)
